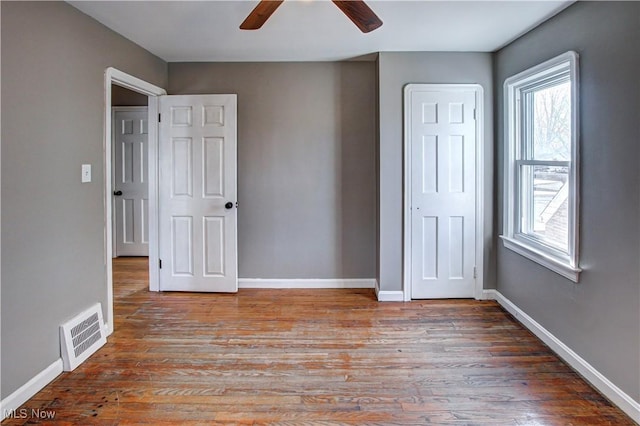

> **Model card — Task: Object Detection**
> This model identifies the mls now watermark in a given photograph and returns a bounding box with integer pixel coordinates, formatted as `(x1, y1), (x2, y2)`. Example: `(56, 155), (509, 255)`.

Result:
(3, 408), (56, 420)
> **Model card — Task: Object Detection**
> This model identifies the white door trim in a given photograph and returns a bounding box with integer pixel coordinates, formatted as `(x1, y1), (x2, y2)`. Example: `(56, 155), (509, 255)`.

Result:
(104, 67), (166, 335)
(403, 84), (485, 301)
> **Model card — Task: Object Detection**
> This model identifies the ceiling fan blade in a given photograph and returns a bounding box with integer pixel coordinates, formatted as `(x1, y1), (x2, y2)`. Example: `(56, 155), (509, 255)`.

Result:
(332, 0), (383, 33)
(240, 0), (284, 30)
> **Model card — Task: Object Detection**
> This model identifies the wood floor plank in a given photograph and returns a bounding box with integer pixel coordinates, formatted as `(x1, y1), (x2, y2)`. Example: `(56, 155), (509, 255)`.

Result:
(2, 257), (635, 425)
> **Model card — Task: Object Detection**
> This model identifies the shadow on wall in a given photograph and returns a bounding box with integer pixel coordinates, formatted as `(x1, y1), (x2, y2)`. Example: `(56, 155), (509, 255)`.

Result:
(112, 84), (148, 106)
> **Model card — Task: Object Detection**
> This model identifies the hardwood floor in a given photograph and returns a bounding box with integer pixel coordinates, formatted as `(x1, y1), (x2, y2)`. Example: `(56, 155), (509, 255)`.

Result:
(3, 257), (634, 425)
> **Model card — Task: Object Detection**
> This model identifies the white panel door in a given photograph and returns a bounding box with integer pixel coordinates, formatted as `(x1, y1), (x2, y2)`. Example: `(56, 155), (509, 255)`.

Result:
(409, 89), (477, 299)
(158, 95), (237, 292)
(113, 108), (149, 256)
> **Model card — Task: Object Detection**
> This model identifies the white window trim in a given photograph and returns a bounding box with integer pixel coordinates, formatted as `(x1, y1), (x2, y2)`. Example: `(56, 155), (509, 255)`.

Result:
(502, 51), (581, 282)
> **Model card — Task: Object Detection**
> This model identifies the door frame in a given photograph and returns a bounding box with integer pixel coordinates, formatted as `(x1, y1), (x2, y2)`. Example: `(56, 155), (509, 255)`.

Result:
(104, 67), (166, 334)
(111, 106), (149, 258)
(402, 84), (485, 301)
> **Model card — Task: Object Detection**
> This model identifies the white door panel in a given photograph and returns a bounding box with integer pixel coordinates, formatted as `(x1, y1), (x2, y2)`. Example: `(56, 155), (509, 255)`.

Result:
(113, 108), (149, 256)
(409, 89), (477, 299)
(159, 95), (237, 292)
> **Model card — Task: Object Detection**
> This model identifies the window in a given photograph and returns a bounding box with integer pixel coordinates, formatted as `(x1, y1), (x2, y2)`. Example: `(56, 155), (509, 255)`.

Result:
(502, 51), (581, 282)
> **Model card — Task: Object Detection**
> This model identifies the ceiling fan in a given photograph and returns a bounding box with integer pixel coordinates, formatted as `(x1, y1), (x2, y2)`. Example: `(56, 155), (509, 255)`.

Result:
(240, 0), (383, 33)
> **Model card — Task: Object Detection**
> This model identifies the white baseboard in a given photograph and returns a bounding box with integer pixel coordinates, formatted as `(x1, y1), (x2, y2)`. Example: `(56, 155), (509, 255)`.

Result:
(372, 281), (404, 302)
(483, 289), (640, 423)
(238, 278), (375, 289)
(0, 359), (63, 421)
(376, 290), (405, 302)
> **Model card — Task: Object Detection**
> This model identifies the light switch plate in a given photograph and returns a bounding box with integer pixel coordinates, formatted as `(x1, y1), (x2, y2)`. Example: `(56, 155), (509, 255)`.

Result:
(81, 164), (91, 183)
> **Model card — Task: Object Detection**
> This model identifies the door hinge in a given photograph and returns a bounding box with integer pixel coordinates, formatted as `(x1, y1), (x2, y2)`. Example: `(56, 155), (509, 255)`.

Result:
(473, 266), (477, 279)
(158, 113), (161, 123)
(159, 259), (162, 269)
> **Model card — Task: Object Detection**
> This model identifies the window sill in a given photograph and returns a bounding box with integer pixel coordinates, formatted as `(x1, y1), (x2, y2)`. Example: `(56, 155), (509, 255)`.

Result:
(500, 235), (581, 282)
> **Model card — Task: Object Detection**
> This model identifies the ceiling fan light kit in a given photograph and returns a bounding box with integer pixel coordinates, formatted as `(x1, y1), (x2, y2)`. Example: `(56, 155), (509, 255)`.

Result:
(240, 0), (383, 33)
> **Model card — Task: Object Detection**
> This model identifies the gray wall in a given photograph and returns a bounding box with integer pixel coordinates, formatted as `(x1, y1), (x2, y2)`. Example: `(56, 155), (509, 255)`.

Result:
(112, 84), (148, 106)
(494, 1), (640, 401)
(377, 52), (494, 292)
(169, 62), (377, 279)
(1, 1), (167, 398)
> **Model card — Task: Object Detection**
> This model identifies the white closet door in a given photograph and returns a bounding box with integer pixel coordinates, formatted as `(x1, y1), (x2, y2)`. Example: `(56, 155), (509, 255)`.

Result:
(409, 89), (477, 299)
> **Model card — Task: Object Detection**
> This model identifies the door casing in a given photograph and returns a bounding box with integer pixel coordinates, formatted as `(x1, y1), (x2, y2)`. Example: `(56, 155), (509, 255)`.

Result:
(104, 67), (166, 334)
(403, 84), (485, 301)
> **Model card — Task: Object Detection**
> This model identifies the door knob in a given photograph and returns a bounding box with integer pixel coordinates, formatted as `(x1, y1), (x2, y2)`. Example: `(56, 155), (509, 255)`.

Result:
(225, 202), (233, 209)
(113, 190), (123, 196)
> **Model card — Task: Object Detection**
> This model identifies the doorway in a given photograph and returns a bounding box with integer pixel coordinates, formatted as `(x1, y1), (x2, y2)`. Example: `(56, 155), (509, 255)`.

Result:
(103, 67), (166, 335)
(403, 84), (484, 300)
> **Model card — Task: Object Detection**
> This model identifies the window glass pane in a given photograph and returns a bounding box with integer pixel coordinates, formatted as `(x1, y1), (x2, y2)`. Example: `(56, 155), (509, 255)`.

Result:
(520, 164), (569, 251)
(532, 81), (571, 161)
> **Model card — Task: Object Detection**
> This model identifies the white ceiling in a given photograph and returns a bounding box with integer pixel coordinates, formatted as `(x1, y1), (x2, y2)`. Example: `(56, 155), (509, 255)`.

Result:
(68, 0), (573, 62)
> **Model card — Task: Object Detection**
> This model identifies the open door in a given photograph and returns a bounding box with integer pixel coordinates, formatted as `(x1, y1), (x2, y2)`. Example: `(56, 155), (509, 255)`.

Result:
(158, 95), (238, 292)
